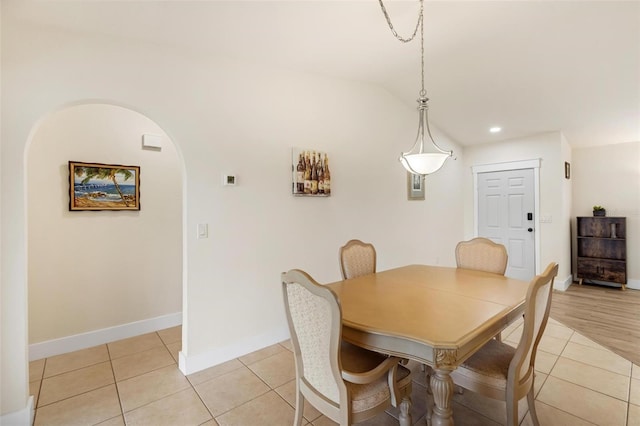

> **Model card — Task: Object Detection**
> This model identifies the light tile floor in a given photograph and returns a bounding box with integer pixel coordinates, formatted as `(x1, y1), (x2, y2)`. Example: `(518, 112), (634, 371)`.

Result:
(30, 318), (640, 425)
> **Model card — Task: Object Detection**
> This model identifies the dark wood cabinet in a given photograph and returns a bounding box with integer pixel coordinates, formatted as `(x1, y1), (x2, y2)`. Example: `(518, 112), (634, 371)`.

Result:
(576, 216), (627, 290)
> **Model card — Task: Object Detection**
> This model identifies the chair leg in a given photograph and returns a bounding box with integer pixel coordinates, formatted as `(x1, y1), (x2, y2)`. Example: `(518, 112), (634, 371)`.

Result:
(527, 387), (540, 426)
(293, 390), (304, 426)
(506, 396), (519, 426)
(399, 395), (413, 426)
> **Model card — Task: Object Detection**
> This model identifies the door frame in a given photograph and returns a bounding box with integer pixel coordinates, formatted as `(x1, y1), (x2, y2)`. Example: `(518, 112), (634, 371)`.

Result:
(472, 159), (541, 276)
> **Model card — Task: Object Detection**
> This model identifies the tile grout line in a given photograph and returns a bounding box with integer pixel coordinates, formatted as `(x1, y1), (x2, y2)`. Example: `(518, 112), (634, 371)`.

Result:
(106, 341), (125, 424)
(552, 353), (633, 382)
(90, 333), (178, 424)
(544, 333), (633, 404)
(183, 352), (218, 424)
(542, 375), (630, 424)
(215, 356), (283, 421)
(627, 373), (635, 426)
(185, 349), (279, 423)
(31, 358), (46, 426)
(207, 346), (308, 423)
(534, 327), (608, 426)
(539, 326), (569, 376)
(533, 400), (600, 426)
(114, 332), (195, 423)
(189, 382), (216, 425)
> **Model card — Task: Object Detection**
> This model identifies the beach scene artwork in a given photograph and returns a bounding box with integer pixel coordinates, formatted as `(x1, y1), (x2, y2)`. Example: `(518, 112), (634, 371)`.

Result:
(69, 161), (140, 211)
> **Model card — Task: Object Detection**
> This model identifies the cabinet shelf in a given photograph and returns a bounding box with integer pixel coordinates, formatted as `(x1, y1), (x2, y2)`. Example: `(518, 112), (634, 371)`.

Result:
(576, 216), (627, 290)
(577, 256), (625, 263)
(577, 236), (625, 240)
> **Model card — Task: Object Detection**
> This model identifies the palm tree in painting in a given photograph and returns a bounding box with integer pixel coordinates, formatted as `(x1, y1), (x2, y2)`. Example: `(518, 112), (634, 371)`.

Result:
(75, 166), (134, 206)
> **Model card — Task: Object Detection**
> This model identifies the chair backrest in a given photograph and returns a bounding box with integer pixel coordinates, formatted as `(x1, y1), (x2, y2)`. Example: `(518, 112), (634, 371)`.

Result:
(508, 262), (559, 395)
(281, 269), (347, 408)
(455, 237), (508, 275)
(339, 239), (377, 279)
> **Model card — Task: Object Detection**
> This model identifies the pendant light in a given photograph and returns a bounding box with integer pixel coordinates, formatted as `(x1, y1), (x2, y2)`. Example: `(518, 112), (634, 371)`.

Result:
(379, 0), (453, 176)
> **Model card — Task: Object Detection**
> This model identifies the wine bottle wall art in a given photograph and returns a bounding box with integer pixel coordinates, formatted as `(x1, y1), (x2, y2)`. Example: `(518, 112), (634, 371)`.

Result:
(291, 148), (331, 197)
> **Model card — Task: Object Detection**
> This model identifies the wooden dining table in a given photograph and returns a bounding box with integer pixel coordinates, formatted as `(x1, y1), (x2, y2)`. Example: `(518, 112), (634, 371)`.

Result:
(326, 264), (530, 426)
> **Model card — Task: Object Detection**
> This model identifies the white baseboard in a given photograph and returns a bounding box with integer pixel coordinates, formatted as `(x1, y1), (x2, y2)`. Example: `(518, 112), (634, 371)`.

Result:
(179, 326), (290, 375)
(554, 274), (573, 291)
(0, 395), (34, 426)
(29, 312), (182, 361)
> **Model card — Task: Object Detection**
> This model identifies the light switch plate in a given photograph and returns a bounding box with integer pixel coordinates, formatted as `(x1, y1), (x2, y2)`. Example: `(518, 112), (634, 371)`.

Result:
(197, 223), (208, 239)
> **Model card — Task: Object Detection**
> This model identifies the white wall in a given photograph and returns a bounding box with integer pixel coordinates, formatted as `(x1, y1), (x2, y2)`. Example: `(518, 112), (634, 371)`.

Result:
(462, 132), (572, 288)
(1, 6), (464, 419)
(572, 141), (639, 288)
(27, 104), (182, 347)
(560, 133), (573, 286)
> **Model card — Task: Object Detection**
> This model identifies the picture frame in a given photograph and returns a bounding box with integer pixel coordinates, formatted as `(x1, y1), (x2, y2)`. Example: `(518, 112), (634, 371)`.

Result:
(565, 161), (571, 179)
(407, 172), (425, 200)
(69, 161), (140, 211)
(292, 148), (331, 197)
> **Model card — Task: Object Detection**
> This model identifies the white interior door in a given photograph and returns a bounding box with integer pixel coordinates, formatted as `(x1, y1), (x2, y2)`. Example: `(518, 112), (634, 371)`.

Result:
(477, 168), (536, 281)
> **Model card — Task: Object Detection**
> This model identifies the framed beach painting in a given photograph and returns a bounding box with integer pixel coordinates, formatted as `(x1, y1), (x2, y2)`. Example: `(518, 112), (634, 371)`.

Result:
(69, 161), (140, 211)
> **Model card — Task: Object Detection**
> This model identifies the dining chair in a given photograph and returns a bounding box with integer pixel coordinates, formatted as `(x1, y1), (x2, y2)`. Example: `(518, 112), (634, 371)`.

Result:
(339, 239), (377, 280)
(281, 269), (413, 426)
(455, 237), (508, 275)
(449, 262), (559, 426)
(456, 237), (508, 343)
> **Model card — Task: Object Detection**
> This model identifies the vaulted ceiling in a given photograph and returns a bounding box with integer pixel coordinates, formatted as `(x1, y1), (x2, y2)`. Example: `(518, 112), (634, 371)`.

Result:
(7, 0), (640, 148)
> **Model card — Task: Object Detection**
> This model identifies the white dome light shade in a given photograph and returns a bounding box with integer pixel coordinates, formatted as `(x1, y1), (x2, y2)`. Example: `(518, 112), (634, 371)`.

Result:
(400, 152), (450, 176)
(399, 96), (453, 176)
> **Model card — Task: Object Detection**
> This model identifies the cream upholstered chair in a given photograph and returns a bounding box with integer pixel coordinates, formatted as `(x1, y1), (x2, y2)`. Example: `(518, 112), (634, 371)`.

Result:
(456, 237), (508, 342)
(455, 237), (508, 275)
(339, 239), (376, 280)
(450, 262), (559, 426)
(282, 269), (413, 426)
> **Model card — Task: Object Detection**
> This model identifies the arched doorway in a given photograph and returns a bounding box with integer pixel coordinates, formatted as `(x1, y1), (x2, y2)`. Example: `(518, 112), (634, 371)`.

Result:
(26, 103), (183, 360)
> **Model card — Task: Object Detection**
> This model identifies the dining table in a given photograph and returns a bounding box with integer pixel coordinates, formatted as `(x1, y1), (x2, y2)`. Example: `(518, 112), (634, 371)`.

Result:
(326, 264), (530, 426)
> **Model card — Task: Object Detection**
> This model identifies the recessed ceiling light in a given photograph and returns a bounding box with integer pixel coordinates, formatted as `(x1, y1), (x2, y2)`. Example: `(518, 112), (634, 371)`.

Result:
(489, 127), (502, 133)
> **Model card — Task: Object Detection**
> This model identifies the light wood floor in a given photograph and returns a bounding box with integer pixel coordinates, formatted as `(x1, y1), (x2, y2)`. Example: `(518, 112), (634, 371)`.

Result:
(550, 282), (640, 366)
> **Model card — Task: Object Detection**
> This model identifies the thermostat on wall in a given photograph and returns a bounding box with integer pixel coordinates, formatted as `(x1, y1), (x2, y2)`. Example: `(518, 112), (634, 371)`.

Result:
(223, 175), (236, 186)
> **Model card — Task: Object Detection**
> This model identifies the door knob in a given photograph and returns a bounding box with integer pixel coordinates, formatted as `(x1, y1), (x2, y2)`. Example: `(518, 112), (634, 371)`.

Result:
(528, 228), (533, 232)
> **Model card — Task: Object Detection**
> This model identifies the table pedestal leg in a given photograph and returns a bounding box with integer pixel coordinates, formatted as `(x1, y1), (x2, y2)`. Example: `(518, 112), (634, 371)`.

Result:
(429, 367), (454, 426)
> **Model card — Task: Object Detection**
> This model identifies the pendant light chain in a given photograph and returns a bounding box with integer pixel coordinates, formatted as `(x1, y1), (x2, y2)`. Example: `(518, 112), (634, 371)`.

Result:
(381, 0), (453, 176)
(378, 0), (426, 96)
(419, 10), (425, 97)
(377, 0), (423, 43)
